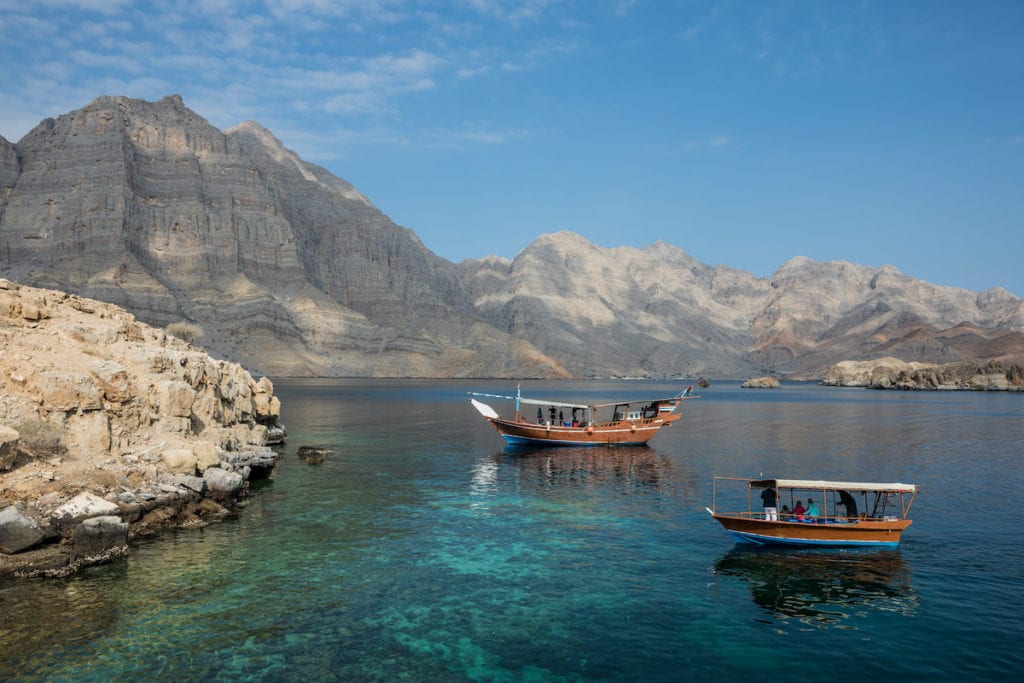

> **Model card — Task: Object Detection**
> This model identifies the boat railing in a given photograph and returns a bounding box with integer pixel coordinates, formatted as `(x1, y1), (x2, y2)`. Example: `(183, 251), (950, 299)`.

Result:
(718, 510), (903, 524)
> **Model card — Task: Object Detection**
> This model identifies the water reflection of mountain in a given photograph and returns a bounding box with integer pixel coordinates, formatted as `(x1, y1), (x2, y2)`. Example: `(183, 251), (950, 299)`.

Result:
(711, 547), (918, 627)
(487, 447), (679, 494)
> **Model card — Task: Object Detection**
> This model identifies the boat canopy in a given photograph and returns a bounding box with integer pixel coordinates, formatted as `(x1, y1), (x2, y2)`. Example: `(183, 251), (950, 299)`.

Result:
(467, 391), (689, 411)
(750, 478), (918, 494)
(467, 392), (591, 410)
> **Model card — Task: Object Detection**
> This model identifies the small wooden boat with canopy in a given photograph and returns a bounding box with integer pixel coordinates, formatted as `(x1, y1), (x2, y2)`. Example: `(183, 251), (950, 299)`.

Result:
(469, 385), (696, 446)
(708, 476), (919, 548)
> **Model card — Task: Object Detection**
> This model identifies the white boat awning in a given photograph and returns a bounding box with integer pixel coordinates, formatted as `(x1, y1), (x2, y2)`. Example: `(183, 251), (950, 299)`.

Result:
(468, 392), (591, 410)
(751, 478), (918, 493)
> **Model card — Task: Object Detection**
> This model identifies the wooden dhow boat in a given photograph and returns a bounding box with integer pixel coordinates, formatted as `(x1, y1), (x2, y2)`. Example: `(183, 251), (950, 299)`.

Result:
(707, 476), (919, 548)
(469, 385), (696, 446)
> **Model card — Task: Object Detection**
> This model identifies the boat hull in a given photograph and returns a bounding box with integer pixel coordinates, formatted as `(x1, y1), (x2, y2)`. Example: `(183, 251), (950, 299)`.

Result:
(711, 513), (911, 548)
(487, 415), (679, 446)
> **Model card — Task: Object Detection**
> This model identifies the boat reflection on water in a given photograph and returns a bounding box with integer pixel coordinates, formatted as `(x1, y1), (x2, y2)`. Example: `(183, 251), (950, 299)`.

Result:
(711, 547), (918, 627)
(473, 446), (680, 496)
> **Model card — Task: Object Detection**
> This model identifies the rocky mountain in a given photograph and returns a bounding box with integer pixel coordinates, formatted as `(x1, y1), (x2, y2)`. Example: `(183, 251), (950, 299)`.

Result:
(2, 95), (1023, 379)
(458, 236), (1024, 378)
(458, 233), (769, 378)
(0, 95), (561, 378)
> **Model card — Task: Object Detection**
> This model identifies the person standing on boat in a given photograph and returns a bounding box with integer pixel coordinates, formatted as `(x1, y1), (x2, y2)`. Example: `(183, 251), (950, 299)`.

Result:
(837, 490), (858, 518)
(760, 487), (778, 521)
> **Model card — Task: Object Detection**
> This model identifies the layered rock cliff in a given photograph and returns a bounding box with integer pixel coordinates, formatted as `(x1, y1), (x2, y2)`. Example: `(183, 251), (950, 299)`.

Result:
(0, 95), (561, 378)
(2, 95), (1023, 379)
(0, 279), (284, 576)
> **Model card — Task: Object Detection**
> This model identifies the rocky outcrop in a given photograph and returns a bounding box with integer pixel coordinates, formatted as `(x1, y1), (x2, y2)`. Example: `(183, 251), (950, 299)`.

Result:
(822, 357), (1024, 390)
(0, 280), (285, 577)
(741, 376), (781, 388)
(2, 96), (1023, 380)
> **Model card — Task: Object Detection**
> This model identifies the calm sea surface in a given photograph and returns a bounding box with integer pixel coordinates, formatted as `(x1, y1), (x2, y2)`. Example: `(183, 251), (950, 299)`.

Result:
(2, 379), (1023, 681)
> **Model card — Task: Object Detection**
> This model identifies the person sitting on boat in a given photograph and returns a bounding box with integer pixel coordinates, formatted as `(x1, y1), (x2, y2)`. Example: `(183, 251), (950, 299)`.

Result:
(780, 504), (792, 521)
(793, 500), (806, 521)
(837, 490), (858, 518)
(760, 487), (778, 521)
(805, 498), (820, 521)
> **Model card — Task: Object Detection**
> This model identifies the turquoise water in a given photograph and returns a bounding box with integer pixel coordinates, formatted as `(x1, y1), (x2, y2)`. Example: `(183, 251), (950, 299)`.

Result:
(2, 379), (1023, 680)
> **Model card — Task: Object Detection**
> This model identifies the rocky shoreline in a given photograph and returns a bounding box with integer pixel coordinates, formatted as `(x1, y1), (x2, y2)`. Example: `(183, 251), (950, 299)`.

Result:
(1, 280), (286, 578)
(821, 357), (1024, 391)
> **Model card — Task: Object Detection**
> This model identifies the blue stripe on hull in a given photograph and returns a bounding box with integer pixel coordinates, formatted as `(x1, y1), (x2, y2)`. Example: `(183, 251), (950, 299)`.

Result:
(727, 530), (900, 549)
(500, 434), (648, 447)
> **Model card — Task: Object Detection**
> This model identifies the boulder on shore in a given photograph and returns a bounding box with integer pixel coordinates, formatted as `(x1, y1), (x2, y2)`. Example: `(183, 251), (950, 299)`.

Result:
(0, 505), (46, 554)
(72, 515), (129, 563)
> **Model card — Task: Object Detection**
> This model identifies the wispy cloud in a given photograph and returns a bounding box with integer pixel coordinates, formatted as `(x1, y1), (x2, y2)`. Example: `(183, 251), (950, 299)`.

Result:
(685, 136), (732, 149)
(425, 124), (531, 147)
(0, 0), (580, 149)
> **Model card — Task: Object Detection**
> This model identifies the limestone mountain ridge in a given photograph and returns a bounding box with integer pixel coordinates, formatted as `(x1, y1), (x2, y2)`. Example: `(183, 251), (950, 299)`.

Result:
(2, 95), (1022, 379)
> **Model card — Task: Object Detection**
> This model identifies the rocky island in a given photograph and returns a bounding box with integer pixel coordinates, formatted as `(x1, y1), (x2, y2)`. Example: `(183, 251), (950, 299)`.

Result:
(821, 357), (1024, 391)
(0, 280), (285, 577)
(741, 376), (781, 388)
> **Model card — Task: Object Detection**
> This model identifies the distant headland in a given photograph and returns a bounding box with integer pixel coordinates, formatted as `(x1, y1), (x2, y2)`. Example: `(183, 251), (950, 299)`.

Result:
(821, 357), (1024, 391)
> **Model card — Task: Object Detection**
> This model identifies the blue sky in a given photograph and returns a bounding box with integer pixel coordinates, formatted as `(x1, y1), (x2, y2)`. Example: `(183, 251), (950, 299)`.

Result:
(1, 1), (1022, 296)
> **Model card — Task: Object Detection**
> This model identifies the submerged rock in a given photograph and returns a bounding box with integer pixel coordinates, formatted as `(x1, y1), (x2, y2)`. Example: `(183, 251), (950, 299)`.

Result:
(297, 445), (335, 464)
